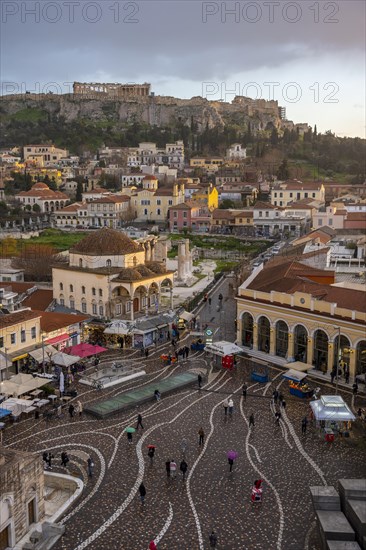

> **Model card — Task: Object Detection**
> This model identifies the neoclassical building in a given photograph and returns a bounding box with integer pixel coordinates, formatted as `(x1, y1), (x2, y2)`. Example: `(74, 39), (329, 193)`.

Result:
(236, 260), (366, 379)
(52, 228), (174, 320)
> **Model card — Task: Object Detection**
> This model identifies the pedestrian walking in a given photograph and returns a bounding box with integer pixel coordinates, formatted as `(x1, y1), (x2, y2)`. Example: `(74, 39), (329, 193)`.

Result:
(68, 403), (75, 419)
(281, 400), (286, 410)
(330, 369), (336, 384)
(209, 530), (218, 548)
(61, 451), (69, 467)
(228, 457), (234, 472)
(77, 400), (83, 418)
(208, 297), (212, 306)
(242, 383), (247, 401)
(170, 459), (177, 479)
(141, 347), (144, 357)
(47, 452), (54, 470)
(198, 374), (202, 388)
(301, 417), (308, 435)
(180, 459), (188, 481)
(165, 460), (171, 478)
(148, 447), (155, 465)
(272, 390), (279, 404)
(136, 413), (144, 430)
(149, 541), (157, 550)
(198, 427), (205, 446)
(42, 451), (49, 470)
(228, 398), (234, 416)
(275, 411), (281, 425)
(127, 431), (133, 444)
(87, 456), (94, 478)
(185, 346), (190, 359)
(249, 413), (255, 427)
(223, 398), (229, 416)
(154, 389), (161, 402)
(138, 482), (146, 505)
(353, 382), (358, 396)
(278, 393), (284, 405)
(145, 348), (149, 358)
(345, 369), (350, 384)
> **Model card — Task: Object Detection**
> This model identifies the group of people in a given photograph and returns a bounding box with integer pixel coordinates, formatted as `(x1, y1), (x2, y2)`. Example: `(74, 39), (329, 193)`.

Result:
(42, 450), (94, 478)
(164, 458), (188, 481)
(222, 398), (235, 416)
(68, 400), (83, 419)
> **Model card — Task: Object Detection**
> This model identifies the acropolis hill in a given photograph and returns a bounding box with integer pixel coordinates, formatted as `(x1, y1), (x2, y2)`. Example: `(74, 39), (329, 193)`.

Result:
(0, 82), (284, 134)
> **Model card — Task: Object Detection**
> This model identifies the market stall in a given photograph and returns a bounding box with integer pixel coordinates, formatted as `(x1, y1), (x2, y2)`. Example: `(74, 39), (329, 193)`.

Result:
(283, 369), (313, 398)
(310, 395), (355, 441)
(204, 341), (243, 370)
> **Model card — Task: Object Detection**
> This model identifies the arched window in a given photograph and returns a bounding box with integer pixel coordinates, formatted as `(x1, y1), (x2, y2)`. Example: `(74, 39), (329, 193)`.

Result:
(79, 258), (83, 267)
(81, 286), (86, 294)
(356, 341), (366, 376)
(92, 287), (96, 296)
(313, 330), (328, 372)
(258, 316), (270, 353)
(241, 312), (253, 348)
(294, 325), (308, 362)
(106, 259), (112, 268)
(59, 282), (63, 291)
(70, 284), (73, 292)
(333, 335), (351, 372)
(275, 320), (288, 358)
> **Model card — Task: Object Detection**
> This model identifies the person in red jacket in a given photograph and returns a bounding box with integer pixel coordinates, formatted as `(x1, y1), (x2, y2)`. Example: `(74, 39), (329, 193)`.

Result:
(149, 541), (157, 550)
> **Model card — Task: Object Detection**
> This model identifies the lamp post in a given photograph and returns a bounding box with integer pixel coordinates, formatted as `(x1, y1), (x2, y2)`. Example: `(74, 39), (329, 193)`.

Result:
(4, 347), (9, 380)
(41, 335), (46, 374)
(335, 326), (341, 395)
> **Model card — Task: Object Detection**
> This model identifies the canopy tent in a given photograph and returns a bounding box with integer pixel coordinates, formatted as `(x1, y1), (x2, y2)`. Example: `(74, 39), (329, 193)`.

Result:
(104, 321), (132, 335)
(0, 374), (49, 397)
(0, 408), (12, 419)
(52, 352), (80, 368)
(1, 398), (35, 415)
(0, 352), (12, 370)
(179, 310), (195, 322)
(310, 395), (355, 422)
(204, 341), (243, 357)
(29, 345), (58, 363)
(283, 370), (308, 382)
(284, 361), (311, 372)
(65, 343), (107, 358)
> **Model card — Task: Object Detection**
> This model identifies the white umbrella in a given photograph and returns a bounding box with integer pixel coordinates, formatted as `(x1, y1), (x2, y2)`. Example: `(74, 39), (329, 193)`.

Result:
(59, 371), (65, 394)
(53, 352), (80, 368)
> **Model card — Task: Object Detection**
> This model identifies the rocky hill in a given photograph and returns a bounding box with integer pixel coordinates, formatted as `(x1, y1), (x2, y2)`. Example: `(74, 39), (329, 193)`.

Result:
(0, 92), (281, 138)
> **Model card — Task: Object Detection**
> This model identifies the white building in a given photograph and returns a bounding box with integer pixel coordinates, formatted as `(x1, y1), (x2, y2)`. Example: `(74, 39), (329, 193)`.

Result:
(23, 144), (68, 166)
(226, 143), (247, 160)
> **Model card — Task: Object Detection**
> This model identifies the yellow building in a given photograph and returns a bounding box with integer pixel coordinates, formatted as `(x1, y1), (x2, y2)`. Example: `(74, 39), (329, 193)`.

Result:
(23, 144), (68, 166)
(0, 310), (42, 380)
(52, 228), (174, 324)
(271, 180), (325, 207)
(132, 177), (185, 222)
(189, 157), (224, 173)
(236, 259), (366, 379)
(191, 184), (218, 211)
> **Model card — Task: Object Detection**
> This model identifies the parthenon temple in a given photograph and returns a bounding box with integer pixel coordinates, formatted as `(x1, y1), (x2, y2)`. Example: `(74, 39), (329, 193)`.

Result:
(73, 82), (151, 97)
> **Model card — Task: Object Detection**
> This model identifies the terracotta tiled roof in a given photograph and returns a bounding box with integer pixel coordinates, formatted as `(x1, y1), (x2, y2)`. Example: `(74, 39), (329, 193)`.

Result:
(22, 289), (54, 311)
(168, 203), (191, 210)
(34, 311), (89, 332)
(0, 309), (41, 329)
(83, 188), (108, 194)
(142, 175), (158, 180)
(56, 202), (85, 212)
(212, 209), (235, 220)
(70, 227), (143, 255)
(0, 282), (35, 294)
(253, 201), (277, 209)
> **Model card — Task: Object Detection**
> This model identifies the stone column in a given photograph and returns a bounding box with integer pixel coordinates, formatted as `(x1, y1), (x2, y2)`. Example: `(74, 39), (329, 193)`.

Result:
(287, 332), (295, 361)
(145, 241), (151, 262)
(327, 342), (334, 375)
(130, 298), (134, 321)
(269, 327), (275, 356)
(307, 337), (314, 366)
(150, 240), (155, 261)
(349, 348), (356, 379)
(170, 287), (174, 309)
(253, 323), (258, 351)
(178, 241), (186, 280)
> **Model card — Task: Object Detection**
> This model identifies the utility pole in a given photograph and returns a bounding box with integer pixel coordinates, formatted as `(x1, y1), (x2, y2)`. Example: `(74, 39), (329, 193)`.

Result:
(335, 326), (341, 395)
(4, 348), (9, 380)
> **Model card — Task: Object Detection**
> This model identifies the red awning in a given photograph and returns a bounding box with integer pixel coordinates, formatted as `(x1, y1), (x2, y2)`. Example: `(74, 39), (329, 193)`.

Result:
(45, 333), (70, 345)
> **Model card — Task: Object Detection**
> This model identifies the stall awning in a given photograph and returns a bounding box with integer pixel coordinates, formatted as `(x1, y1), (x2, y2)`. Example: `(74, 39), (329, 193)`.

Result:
(310, 395), (355, 421)
(179, 310), (195, 322)
(204, 341), (243, 357)
(284, 361), (312, 372)
(45, 333), (70, 345)
(283, 369), (308, 382)
(29, 345), (58, 363)
(104, 321), (131, 335)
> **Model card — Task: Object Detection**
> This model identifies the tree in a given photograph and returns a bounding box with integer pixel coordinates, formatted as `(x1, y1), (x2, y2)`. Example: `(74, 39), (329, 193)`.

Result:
(277, 159), (290, 181)
(271, 128), (278, 145)
(76, 181), (83, 201)
(0, 201), (8, 216)
(32, 203), (41, 213)
(219, 199), (235, 209)
(12, 244), (67, 281)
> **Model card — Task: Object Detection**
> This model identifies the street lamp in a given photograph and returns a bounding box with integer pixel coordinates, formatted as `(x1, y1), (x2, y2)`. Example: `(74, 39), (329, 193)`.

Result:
(4, 348), (9, 380)
(41, 335), (46, 374)
(335, 326), (341, 395)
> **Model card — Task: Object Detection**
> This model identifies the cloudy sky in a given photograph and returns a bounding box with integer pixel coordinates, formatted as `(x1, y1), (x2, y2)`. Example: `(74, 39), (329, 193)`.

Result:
(1, 0), (365, 137)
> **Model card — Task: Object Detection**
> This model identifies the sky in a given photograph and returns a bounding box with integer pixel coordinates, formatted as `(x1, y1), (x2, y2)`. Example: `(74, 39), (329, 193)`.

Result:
(1, 0), (365, 137)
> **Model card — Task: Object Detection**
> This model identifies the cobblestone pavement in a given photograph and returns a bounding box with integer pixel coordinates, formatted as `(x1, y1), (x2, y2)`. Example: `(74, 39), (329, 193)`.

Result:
(4, 280), (365, 550)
